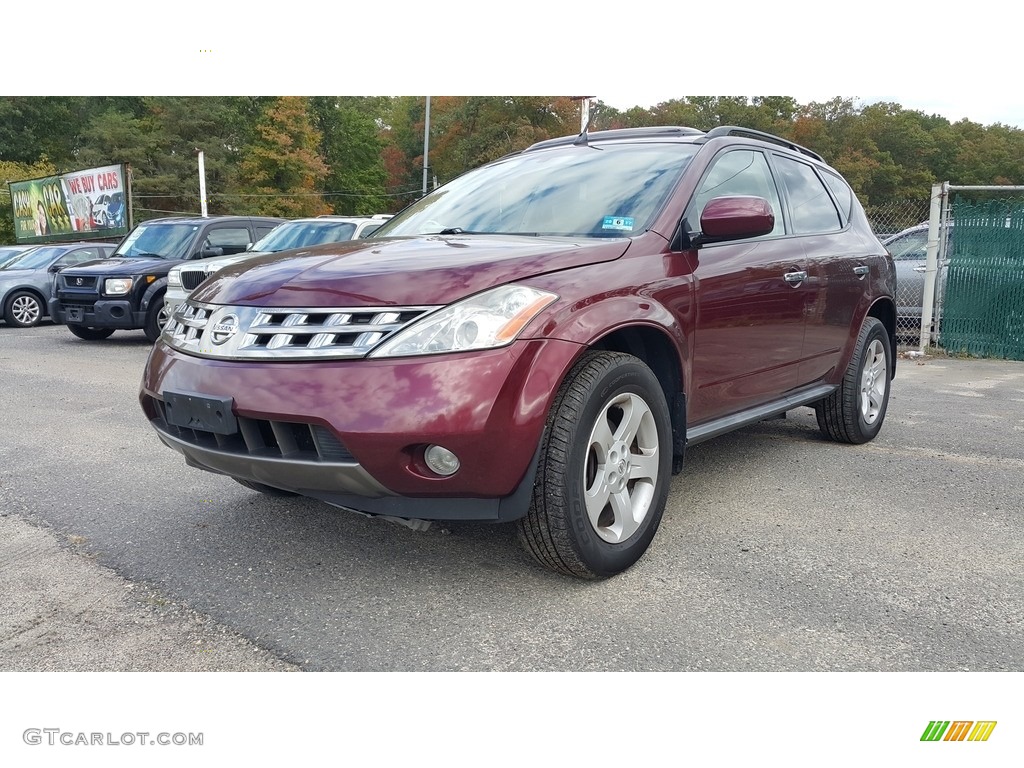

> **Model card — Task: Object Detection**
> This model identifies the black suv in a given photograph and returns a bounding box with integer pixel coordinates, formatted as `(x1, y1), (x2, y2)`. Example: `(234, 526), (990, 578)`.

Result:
(51, 215), (284, 341)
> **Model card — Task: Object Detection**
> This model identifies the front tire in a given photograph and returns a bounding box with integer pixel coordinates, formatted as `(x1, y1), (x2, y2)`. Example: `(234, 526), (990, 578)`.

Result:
(815, 317), (892, 444)
(4, 290), (44, 327)
(68, 324), (115, 340)
(517, 351), (673, 579)
(144, 297), (171, 342)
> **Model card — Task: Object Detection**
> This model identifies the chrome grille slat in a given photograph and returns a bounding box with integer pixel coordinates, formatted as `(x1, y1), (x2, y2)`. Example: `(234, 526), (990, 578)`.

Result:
(163, 300), (439, 360)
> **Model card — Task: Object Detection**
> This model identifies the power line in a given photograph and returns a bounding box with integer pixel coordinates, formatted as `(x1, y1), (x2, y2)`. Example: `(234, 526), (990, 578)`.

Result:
(133, 187), (423, 201)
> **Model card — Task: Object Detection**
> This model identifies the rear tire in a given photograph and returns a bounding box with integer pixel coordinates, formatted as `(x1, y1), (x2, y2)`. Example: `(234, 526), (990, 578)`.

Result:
(68, 324), (115, 340)
(4, 290), (44, 327)
(517, 350), (672, 579)
(233, 478), (299, 497)
(815, 317), (891, 444)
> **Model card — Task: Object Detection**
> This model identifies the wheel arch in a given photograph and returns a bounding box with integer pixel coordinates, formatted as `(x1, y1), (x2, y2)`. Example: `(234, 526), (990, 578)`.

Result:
(3, 285), (50, 317)
(140, 277), (168, 312)
(588, 324), (687, 472)
(866, 297), (897, 378)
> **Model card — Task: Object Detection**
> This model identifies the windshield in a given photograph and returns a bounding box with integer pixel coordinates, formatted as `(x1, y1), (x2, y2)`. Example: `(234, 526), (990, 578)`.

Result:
(375, 142), (698, 238)
(114, 223), (200, 259)
(250, 220), (357, 252)
(0, 247), (32, 267)
(0, 246), (64, 271)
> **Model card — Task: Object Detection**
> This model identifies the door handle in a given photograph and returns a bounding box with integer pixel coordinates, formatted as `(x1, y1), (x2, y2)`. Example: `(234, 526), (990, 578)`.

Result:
(853, 265), (870, 277)
(783, 271), (807, 284)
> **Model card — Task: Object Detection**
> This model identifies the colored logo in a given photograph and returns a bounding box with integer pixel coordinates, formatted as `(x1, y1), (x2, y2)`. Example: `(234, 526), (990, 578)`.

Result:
(921, 721), (997, 742)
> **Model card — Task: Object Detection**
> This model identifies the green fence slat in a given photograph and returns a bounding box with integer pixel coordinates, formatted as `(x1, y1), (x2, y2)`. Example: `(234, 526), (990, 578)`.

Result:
(941, 197), (1024, 361)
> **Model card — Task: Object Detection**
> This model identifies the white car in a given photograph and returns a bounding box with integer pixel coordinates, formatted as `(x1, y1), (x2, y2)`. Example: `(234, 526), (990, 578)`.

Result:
(164, 215), (391, 317)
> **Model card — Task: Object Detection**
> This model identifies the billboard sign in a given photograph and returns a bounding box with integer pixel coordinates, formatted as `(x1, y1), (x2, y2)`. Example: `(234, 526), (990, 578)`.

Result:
(8, 164), (128, 244)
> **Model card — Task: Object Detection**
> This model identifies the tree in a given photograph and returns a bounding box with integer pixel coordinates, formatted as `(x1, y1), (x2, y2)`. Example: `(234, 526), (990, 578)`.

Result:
(233, 97), (331, 218)
(309, 97), (390, 215)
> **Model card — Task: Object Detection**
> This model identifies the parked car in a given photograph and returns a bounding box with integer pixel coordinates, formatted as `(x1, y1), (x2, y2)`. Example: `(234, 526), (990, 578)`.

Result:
(0, 244), (35, 269)
(107, 192), (126, 229)
(1, 241), (117, 327)
(50, 215), (284, 342)
(141, 125), (896, 579)
(882, 222), (953, 333)
(164, 215), (392, 318)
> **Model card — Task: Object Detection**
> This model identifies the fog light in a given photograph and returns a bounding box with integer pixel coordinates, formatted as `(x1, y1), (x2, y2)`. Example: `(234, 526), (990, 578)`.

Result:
(424, 444), (460, 476)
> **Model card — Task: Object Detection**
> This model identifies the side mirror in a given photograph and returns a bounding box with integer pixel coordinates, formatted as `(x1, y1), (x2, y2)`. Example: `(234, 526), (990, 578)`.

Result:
(697, 196), (775, 245)
(48, 263), (63, 273)
(199, 246), (225, 258)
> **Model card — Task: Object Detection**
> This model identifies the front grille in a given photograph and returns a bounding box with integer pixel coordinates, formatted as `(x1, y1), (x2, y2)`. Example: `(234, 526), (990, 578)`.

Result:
(144, 394), (355, 462)
(62, 275), (97, 288)
(163, 300), (439, 360)
(181, 270), (209, 290)
(59, 299), (96, 309)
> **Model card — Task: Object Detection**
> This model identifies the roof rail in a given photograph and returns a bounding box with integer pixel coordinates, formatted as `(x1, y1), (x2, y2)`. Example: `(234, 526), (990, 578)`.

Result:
(700, 126), (824, 163)
(525, 126), (704, 152)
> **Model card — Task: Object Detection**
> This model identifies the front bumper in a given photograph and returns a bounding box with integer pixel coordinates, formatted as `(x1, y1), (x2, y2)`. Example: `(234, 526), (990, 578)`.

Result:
(140, 336), (584, 521)
(49, 297), (144, 329)
(163, 287), (187, 319)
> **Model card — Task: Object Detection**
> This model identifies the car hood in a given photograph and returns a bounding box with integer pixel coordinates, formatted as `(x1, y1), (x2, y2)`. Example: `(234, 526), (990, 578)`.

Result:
(192, 235), (632, 307)
(175, 251), (268, 274)
(0, 268), (44, 281)
(60, 257), (176, 276)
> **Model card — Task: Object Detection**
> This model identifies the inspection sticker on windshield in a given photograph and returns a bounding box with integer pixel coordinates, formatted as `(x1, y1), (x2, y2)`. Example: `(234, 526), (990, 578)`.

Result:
(601, 216), (635, 231)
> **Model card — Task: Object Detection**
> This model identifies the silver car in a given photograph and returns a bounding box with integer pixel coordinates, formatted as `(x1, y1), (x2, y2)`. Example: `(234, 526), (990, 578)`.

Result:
(164, 215), (392, 317)
(883, 223), (952, 335)
(1, 242), (117, 327)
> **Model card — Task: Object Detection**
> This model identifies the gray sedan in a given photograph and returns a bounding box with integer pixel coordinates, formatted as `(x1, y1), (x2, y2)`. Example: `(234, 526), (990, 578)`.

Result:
(1, 242), (117, 327)
(883, 224), (951, 335)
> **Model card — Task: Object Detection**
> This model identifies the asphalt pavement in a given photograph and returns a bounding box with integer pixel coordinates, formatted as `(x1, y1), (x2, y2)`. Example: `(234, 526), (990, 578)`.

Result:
(1, 323), (1022, 671)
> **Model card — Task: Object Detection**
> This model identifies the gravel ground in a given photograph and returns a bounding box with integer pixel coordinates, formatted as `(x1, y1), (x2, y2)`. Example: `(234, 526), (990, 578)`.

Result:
(0, 512), (297, 672)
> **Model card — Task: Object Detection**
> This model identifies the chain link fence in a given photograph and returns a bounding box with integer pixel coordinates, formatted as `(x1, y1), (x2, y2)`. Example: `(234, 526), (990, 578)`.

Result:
(865, 199), (932, 340)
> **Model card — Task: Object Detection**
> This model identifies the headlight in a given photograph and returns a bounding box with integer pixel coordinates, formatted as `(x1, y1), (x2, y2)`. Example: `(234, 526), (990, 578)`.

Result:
(167, 270), (181, 288)
(369, 285), (558, 358)
(104, 277), (134, 295)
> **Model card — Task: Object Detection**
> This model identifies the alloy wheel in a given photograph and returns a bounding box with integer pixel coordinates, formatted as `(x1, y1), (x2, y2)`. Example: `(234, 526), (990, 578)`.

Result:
(583, 392), (660, 544)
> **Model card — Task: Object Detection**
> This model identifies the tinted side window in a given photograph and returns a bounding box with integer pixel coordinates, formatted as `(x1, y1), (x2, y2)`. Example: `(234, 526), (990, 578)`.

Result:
(206, 227), (252, 255)
(821, 169), (854, 222)
(255, 225), (279, 239)
(693, 150), (784, 236)
(886, 230), (928, 260)
(773, 156), (842, 234)
(59, 248), (99, 266)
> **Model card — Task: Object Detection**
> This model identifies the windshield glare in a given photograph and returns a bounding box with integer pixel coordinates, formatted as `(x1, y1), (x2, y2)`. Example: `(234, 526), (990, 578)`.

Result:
(376, 143), (698, 238)
(250, 221), (357, 252)
(114, 223), (199, 259)
(0, 246), (64, 271)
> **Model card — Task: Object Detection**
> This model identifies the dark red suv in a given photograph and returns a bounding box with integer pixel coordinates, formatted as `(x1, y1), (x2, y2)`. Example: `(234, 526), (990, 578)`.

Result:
(140, 126), (896, 579)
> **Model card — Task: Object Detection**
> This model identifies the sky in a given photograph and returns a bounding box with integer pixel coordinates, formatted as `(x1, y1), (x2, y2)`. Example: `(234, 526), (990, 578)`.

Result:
(9, 1), (1022, 130)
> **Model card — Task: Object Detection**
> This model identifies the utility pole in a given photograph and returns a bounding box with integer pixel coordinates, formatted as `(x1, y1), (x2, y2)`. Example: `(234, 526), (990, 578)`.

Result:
(570, 96), (595, 132)
(197, 150), (208, 218)
(422, 96), (431, 198)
